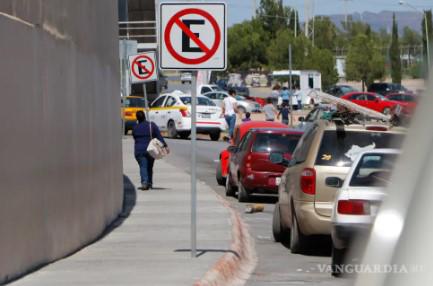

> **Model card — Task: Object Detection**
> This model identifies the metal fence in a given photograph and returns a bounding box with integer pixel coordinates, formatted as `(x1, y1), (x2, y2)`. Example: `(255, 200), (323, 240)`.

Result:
(119, 21), (156, 42)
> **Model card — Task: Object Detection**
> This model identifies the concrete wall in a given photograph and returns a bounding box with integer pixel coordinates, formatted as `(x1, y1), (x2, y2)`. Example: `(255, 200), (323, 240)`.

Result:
(0, 1), (122, 283)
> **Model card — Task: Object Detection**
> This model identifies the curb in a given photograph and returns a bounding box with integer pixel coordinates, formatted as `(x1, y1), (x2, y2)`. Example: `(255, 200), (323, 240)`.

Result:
(194, 194), (258, 286)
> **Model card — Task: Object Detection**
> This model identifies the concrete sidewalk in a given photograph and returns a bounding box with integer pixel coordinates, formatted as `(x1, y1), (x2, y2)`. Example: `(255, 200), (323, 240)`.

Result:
(11, 138), (235, 286)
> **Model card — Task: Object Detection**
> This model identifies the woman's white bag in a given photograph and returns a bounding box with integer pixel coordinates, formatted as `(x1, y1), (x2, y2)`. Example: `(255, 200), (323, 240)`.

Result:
(147, 122), (168, 160)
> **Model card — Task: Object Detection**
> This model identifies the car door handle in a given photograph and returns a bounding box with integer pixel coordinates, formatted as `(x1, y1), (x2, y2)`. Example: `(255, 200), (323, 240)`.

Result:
(168, 111), (171, 114)
(155, 111), (159, 114)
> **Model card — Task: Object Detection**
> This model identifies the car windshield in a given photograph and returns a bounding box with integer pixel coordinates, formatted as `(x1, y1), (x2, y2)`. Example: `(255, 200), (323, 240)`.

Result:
(315, 130), (405, 167)
(123, 98), (145, 108)
(252, 133), (301, 154)
(349, 153), (399, 187)
(180, 97), (216, 106)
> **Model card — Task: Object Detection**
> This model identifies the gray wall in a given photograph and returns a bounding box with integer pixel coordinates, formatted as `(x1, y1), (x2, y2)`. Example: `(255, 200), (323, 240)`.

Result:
(0, 1), (122, 283)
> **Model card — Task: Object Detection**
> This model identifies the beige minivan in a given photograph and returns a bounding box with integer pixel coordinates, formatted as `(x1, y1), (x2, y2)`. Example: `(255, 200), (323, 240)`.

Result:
(271, 119), (406, 253)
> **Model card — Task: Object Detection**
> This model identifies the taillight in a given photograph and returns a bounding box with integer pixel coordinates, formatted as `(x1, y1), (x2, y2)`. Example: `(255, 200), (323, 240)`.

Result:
(124, 111), (133, 116)
(246, 155), (252, 168)
(300, 168), (316, 195)
(337, 200), (370, 215)
(180, 108), (191, 117)
(366, 126), (388, 131)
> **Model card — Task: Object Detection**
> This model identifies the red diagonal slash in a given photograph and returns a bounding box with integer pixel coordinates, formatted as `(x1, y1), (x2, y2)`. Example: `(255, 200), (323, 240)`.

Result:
(174, 18), (210, 53)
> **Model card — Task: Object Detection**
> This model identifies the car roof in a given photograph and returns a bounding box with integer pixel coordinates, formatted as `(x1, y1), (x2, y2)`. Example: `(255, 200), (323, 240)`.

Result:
(248, 127), (304, 135)
(237, 121), (289, 139)
(319, 120), (407, 133)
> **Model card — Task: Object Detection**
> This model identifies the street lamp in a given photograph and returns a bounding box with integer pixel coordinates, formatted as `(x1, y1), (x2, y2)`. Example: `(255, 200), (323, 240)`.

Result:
(399, 0), (431, 70)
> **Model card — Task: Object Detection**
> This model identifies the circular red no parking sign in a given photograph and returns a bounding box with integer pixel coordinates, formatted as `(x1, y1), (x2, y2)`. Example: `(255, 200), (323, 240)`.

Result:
(164, 8), (221, 65)
(131, 55), (155, 80)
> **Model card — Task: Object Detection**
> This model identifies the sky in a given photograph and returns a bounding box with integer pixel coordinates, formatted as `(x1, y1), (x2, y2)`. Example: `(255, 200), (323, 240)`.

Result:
(227, 0), (433, 25)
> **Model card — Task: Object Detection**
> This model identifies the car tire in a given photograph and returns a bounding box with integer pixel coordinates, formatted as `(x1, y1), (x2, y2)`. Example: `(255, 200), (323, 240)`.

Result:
(383, 107), (391, 115)
(167, 120), (178, 139)
(181, 81), (184, 84)
(237, 178), (250, 203)
(178, 131), (190, 140)
(225, 172), (236, 197)
(331, 245), (345, 277)
(238, 106), (246, 114)
(210, 131), (221, 141)
(290, 209), (308, 254)
(216, 161), (226, 186)
(272, 203), (282, 242)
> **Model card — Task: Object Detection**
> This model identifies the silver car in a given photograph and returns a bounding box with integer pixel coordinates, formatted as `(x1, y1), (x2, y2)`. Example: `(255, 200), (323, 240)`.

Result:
(329, 149), (400, 276)
(202, 91), (261, 113)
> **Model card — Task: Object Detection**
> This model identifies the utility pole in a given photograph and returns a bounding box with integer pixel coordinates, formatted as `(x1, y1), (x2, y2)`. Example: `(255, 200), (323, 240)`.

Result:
(304, 0), (315, 42)
(341, 0), (352, 28)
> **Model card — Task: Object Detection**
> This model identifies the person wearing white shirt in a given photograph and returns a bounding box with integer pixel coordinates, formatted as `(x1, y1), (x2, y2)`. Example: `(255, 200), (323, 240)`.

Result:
(221, 89), (238, 140)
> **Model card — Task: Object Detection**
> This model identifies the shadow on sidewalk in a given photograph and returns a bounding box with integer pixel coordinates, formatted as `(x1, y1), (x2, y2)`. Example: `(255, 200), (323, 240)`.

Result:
(100, 175), (137, 237)
(175, 249), (240, 259)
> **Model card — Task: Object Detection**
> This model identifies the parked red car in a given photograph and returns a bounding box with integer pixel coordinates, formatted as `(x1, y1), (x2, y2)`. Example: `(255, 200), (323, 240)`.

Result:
(385, 93), (418, 115)
(341, 92), (400, 114)
(225, 128), (303, 202)
(216, 121), (288, 187)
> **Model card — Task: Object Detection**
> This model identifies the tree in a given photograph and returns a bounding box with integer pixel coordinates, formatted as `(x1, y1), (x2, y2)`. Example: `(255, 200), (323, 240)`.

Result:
(421, 10), (433, 74)
(305, 48), (339, 89)
(401, 27), (422, 70)
(346, 34), (385, 90)
(227, 19), (268, 71)
(256, 0), (292, 37)
(313, 16), (338, 51)
(390, 14), (402, 84)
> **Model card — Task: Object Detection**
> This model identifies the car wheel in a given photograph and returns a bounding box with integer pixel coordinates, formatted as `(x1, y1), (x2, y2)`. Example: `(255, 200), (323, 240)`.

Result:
(238, 106), (246, 114)
(225, 172), (236, 197)
(209, 131), (221, 141)
(216, 161), (226, 186)
(237, 178), (250, 202)
(181, 81), (184, 84)
(383, 107), (391, 115)
(272, 203), (282, 242)
(178, 131), (190, 140)
(290, 209), (308, 254)
(331, 245), (345, 277)
(167, 120), (178, 139)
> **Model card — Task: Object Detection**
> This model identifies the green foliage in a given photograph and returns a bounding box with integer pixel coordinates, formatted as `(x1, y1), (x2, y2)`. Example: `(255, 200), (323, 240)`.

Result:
(313, 16), (338, 50)
(227, 19), (268, 71)
(390, 14), (402, 84)
(304, 48), (339, 89)
(346, 34), (385, 89)
(256, 0), (291, 37)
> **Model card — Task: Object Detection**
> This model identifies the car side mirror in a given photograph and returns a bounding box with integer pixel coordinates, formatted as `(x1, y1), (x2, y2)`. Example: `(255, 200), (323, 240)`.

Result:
(227, 145), (238, 153)
(269, 152), (289, 166)
(325, 177), (344, 188)
(298, 116), (305, 122)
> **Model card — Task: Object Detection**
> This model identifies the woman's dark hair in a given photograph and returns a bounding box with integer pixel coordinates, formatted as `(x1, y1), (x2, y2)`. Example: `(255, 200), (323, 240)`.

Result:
(136, 111), (145, 122)
(228, 89), (236, 96)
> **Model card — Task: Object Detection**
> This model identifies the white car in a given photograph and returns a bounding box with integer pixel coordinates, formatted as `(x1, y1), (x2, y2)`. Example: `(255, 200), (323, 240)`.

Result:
(148, 90), (226, 141)
(329, 149), (400, 276)
(180, 72), (192, 84)
(202, 91), (261, 113)
(199, 84), (223, 94)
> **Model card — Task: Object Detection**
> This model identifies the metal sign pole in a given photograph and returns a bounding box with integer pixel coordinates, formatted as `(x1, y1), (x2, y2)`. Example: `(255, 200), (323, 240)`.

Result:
(191, 71), (198, 258)
(289, 44), (294, 127)
(143, 83), (149, 120)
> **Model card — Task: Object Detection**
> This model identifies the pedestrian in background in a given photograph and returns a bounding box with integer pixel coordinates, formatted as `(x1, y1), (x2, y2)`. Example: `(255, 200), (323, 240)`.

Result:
(133, 111), (169, 191)
(221, 89), (238, 140)
(242, 112), (252, 122)
(277, 102), (290, 125)
(263, 97), (278, 121)
(294, 85), (302, 110)
(280, 86), (291, 106)
(271, 84), (281, 108)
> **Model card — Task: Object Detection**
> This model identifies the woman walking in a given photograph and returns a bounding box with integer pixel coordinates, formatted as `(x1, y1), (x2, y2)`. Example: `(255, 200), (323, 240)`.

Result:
(132, 111), (169, 190)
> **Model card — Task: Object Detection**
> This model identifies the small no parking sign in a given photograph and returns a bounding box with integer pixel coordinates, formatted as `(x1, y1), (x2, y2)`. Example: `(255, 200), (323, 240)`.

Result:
(128, 52), (158, 83)
(159, 2), (227, 70)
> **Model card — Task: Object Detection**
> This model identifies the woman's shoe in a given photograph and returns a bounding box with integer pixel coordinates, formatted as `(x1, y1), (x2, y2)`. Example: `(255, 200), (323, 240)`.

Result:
(141, 183), (149, 191)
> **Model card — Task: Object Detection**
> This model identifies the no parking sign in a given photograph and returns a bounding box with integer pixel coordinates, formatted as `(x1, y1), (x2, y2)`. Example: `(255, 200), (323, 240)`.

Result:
(159, 2), (227, 70)
(128, 52), (158, 83)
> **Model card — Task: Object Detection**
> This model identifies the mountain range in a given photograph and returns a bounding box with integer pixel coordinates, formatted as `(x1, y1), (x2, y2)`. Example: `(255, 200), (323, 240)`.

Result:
(324, 11), (424, 34)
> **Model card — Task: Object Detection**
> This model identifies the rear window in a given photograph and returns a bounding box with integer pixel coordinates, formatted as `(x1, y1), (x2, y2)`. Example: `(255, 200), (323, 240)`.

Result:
(180, 97), (216, 106)
(124, 98), (145, 108)
(252, 133), (300, 154)
(350, 153), (399, 187)
(315, 130), (404, 167)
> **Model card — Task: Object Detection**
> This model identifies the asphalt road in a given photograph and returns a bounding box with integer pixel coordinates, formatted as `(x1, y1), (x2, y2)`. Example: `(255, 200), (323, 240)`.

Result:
(163, 137), (353, 286)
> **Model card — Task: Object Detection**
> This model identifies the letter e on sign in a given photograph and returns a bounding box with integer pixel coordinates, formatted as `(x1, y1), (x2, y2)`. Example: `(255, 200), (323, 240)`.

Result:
(159, 2), (227, 70)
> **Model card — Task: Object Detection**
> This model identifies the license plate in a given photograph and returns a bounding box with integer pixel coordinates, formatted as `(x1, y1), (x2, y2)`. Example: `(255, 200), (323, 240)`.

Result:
(276, 177), (281, 185)
(199, 113), (211, 119)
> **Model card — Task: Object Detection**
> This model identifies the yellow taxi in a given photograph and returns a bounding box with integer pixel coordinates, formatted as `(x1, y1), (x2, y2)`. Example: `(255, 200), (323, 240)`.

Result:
(121, 96), (145, 135)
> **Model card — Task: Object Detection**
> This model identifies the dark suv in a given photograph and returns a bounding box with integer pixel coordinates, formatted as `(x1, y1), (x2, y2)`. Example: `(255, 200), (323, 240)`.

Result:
(367, 83), (409, 96)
